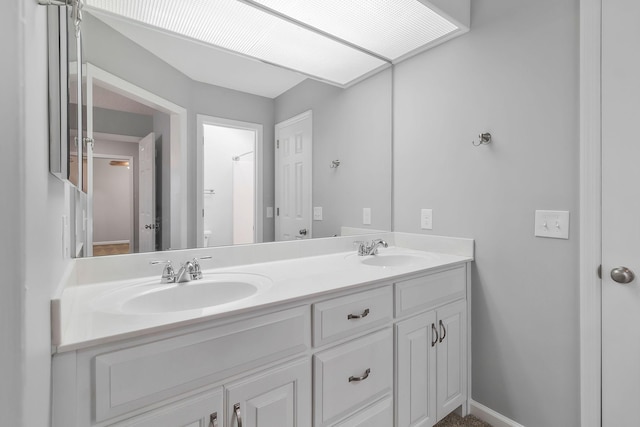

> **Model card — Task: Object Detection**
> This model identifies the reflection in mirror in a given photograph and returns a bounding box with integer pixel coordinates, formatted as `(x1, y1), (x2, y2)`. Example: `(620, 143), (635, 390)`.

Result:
(68, 7), (393, 257)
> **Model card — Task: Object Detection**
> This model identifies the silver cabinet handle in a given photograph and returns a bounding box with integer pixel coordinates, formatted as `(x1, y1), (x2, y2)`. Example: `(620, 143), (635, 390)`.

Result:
(347, 308), (370, 320)
(234, 403), (243, 427)
(611, 266), (635, 284)
(439, 319), (446, 343)
(431, 323), (439, 347)
(349, 368), (371, 382)
(209, 412), (218, 427)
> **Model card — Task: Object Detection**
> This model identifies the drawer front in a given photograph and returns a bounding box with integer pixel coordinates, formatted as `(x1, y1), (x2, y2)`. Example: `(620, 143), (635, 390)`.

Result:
(331, 396), (393, 427)
(313, 286), (392, 347)
(395, 265), (466, 318)
(110, 387), (223, 427)
(94, 306), (310, 423)
(314, 328), (393, 426)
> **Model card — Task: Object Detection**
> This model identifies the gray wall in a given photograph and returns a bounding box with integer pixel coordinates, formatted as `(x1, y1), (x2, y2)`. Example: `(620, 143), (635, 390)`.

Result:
(393, 1), (580, 426)
(275, 70), (393, 237)
(0, 0), (23, 423)
(3, 2), (72, 425)
(83, 13), (276, 246)
(93, 158), (132, 242)
(93, 140), (140, 250)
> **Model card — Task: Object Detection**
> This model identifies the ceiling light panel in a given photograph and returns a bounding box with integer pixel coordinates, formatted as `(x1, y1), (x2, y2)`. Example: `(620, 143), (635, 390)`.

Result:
(86, 0), (387, 86)
(252, 0), (459, 61)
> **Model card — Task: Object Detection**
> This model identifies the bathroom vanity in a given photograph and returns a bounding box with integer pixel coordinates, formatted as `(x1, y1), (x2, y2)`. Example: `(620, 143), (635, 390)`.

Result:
(51, 233), (473, 427)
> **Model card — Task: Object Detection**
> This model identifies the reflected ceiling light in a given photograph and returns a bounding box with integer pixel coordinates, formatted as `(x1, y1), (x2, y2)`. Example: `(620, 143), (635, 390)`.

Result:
(85, 0), (468, 87)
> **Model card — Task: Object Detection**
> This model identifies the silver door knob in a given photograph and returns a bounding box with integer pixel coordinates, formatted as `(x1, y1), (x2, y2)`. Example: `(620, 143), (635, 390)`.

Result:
(611, 267), (635, 284)
(299, 228), (308, 236)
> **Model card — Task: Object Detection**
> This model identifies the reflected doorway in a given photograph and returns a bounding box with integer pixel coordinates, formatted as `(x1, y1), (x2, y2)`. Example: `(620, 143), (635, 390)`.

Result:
(92, 153), (134, 256)
(197, 115), (263, 247)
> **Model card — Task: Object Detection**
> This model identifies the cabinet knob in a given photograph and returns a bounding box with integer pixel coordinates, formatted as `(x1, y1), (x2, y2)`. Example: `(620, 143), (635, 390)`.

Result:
(209, 412), (218, 427)
(431, 323), (439, 347)
(347, 308), (370, 320)
(348, 368), (371, 383)
(233, 403), (243, 427)
(439, 320), (447, 343)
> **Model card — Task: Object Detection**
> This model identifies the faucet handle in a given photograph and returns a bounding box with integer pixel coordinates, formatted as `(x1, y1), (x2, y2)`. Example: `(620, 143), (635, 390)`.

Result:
(149, 260), (176, 283)
(191, 256), (212, 279)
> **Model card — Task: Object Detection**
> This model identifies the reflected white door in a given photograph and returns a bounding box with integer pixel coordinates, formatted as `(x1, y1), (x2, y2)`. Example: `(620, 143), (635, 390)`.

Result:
(602, 0), (640, 423)
(138, 132), (156, 252)
(275, 111), (312, 241)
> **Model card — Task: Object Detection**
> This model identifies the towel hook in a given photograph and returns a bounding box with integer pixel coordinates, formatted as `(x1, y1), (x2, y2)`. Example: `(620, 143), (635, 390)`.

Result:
(472, 132), (492, 146)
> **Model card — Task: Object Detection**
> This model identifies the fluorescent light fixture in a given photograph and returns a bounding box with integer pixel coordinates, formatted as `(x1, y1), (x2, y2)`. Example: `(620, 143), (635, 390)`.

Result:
(85, 0), (467, 87)
(250, 0), (459, 61)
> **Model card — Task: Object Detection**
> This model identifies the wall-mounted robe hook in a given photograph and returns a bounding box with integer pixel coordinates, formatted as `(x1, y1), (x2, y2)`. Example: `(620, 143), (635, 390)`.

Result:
(472, 132), (492, 146)
(330, 160), (341, 168)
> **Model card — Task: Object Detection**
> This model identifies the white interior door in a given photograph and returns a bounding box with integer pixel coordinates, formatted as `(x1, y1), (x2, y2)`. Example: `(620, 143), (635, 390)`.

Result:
(138, 132), (156, 252)
(601, 0), (640, 423)
(275, 111), (312, 241)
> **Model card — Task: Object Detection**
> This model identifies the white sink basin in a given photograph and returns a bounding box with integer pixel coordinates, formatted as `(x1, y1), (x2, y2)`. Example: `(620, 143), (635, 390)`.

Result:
(346, 249), (439, 268)
(93, 273), (272, 314)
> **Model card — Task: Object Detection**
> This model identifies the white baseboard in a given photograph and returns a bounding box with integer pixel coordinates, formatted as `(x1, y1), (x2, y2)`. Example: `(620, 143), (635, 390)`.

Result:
(93, 240), (130, 246)
(470, 400), (525, 427)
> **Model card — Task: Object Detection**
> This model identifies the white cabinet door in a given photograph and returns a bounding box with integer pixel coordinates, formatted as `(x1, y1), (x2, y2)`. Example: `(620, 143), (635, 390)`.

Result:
(395, 299), (467, 426)
(225, 358), (311, 427)
(331, 397), (393, 427)
(111, 387), (222, 427)
(435, 300), (467, 422)
(396, 311), (437, 427)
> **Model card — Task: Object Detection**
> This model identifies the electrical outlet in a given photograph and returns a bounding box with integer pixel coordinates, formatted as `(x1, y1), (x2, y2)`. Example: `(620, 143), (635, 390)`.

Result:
(421, 209), (433, 230)
(363, 208), (371, 225)
(534, 210), (570, 239)
(313, 207), (323, 221)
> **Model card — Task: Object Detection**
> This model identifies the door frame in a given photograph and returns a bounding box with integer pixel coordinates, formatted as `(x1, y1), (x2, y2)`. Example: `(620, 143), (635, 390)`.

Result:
(579, 0), (602, 425)
(85, 63), (188, 251)
(91, 152), (135, 253)
(196, 114), (264, 247)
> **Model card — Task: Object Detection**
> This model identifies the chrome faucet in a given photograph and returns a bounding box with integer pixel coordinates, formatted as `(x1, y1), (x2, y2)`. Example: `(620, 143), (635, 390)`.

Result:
(176, 261), (196, 283)
(357, 239), (389, 256)
(150, 256), (212, 284)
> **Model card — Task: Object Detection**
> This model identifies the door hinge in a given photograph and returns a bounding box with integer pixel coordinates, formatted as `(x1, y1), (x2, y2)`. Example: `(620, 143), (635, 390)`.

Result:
(202, 209), (204, 217)
(277, 140), (279, 149)
(277, 207), (279, 216)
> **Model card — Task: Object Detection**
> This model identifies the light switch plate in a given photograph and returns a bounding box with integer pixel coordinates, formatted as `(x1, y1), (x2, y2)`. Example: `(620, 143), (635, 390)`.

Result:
(313, 207), (323, 221)
(266, 207), (273, 218)
(363, 208), (371, 225)
(534, 210), (570, 239)
(421, 209), (433, 230)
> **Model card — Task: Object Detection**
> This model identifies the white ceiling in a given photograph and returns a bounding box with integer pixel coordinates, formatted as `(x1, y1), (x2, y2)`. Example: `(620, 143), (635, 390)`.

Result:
(90, 12), (309, 99)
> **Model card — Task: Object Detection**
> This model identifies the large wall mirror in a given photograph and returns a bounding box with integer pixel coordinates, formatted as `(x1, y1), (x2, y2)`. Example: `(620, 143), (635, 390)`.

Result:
(53, 1), (398, 257)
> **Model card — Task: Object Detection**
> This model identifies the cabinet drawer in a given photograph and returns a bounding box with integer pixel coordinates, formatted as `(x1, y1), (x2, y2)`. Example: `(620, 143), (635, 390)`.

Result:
(331, 396), (393, 427)
(314, 328), (393, 426)
(395, 265), (466, 317)
(94, 306), (310, 423)
(109, 387), (222, 427)
(313, 286), (392, 347)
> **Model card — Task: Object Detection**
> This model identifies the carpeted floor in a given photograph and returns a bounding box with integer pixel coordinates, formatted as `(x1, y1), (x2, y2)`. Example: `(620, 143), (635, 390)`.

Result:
(434, 413), (493, 427)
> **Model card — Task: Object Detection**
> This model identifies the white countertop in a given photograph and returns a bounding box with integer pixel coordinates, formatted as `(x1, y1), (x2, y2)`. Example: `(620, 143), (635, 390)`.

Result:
(52, 233), (473, 352)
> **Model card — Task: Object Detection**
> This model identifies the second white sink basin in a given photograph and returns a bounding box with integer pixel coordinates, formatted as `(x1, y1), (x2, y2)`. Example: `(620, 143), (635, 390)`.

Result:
(93, 273), (272, 314)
